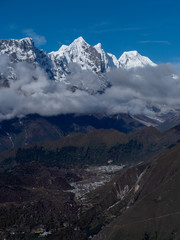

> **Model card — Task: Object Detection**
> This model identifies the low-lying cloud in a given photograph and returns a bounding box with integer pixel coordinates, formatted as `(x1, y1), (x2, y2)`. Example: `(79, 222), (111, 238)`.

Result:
(0, 54), (180, 121)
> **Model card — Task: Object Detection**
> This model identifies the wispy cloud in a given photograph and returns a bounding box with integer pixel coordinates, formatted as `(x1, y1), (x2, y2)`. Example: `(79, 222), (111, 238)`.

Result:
(72, 23), (142, 35)
(8, 24), (18, 30)
(92, 27), (142, 34)
(23, 29), (47, 46)
(139, 40), (171, 45)
(90, 21), (109, 29)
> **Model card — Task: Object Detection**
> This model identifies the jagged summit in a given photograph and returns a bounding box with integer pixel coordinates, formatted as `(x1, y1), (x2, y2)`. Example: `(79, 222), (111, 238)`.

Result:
(0, 37), (34, 52)
(94, 42), (119, 69)
(18, 37), (34, 44)
(1, 37), (33, 43)
(94, 43), (102, 49)
(0, 36), (55, 84)
(50, 37), (88, 56)
(0, 37), (36, 61)
(49, 36), (104, 75)
(48, 37), (156, 74)
(72, 36), (87, 44)
(50, 37), (88, 55)
(0, 37), (34, 49)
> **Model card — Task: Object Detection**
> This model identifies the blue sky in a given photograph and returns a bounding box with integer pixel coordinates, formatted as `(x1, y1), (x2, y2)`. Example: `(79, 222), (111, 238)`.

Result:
(0, 0), (180, 64)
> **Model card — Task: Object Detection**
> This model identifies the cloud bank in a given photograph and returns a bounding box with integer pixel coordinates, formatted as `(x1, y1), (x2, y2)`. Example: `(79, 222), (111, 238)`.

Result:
(0, 54), (180, 121)
(139, 40), (171, 45)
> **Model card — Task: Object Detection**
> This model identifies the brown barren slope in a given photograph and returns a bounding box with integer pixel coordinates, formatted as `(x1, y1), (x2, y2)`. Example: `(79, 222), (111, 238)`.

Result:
(93, 142), (180, 240)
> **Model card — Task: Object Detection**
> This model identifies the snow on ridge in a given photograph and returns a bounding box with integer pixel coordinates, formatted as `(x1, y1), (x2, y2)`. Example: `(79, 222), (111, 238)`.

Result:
(49, 45), (68, 55)
(0, 36), (157, 72)
(94, 43), (119, 70)
(72, 36), (88, 44)
(0, 36), (157, 86)
(0, 37), (34, 48)
(119, 50), (157, 69)
(49, 36), (103, 75)
(50, 37), (156, 72)
(18, 37), (34, 44)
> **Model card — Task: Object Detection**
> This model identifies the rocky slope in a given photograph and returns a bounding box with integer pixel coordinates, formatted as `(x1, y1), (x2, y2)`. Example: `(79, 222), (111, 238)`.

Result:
(0, 38), (55, 83)
(0, 125), (180, 239)
(93, 141), (180, 240)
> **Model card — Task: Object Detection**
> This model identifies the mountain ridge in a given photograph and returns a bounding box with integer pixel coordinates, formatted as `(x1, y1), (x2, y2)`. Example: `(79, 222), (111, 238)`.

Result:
(0, 36), (157, 85)
(0, 36), (179, 129)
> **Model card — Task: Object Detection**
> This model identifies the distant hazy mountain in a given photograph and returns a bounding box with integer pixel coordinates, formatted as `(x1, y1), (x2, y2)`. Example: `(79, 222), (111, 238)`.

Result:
(158, 112), (180, 132)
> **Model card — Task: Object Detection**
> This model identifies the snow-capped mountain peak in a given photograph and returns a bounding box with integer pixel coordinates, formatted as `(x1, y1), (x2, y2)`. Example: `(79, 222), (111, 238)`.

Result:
(94, 43), (102, 50)
(123, 50), (138, 56)
(0, 37), (56, 85)
(72, 36), (88, 45)
(48, 38), (157, 80)
(119, 50), (157, 69)
(94, 43), (119, 70)
(0, 36), (158, 91)
(18, 37), (34, 45)
(49, 36), (104, 76)
(49, 37), (88, 56)
(50, 44), (68, 55)
(0, 37), (34, 56)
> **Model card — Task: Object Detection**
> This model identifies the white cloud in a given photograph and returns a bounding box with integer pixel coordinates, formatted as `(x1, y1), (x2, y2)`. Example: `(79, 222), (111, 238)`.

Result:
(0, 55), (180, 121)
(139, 40), (171, 45)
(23, 29), (47, 46)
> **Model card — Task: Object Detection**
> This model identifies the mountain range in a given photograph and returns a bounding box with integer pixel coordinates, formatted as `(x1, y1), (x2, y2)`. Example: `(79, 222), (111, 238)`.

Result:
(0, 36), (180, 239)
(0, 36), (180, 152)
(0, 36), (157, 90)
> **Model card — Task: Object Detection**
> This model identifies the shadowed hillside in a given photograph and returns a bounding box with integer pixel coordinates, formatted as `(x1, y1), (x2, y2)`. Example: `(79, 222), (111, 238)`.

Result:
(0, 126), (180, 239)
(0, 113), (144, 152)
(93, 142), (180, 240)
